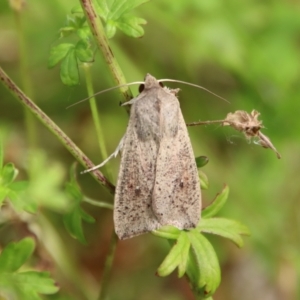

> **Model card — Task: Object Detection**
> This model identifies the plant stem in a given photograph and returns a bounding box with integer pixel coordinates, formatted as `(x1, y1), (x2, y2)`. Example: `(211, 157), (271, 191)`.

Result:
(97, 231), (118, 300)
(78, 3), (131, 299)
(0, 66), (115, 194)
(13, 7), (37, 178)
(79, 0), (133, 106)
(82, 63), (112, 179)
(83, 197), (113, 210)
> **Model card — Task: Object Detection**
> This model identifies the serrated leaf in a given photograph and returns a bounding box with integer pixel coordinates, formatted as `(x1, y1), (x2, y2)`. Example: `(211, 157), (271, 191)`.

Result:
(116, 15), (146, 38)
(65, 15), (85, 29)
(75, 40), (94, 62)
(15, 271), (58, 294)
(48, 43), (74, 69)
(152, 225), (181, 240)
(107, 0), (149, 20)
(195, 156), (209, 168)
(202, 185), (229, 218)
(0, 238), (35, 273)
(77, 26), (92, 41)
(198, 218), (251, 247)
(1, 163), (18, 186)
(60, 49), (79, 86)
(95, 0), (110, 20)
(187, 231), (221, 295)
(157, 232), (190, 277)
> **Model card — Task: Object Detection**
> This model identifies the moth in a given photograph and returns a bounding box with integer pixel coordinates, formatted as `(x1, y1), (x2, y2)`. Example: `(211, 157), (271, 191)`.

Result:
(86, 74), (201, 239)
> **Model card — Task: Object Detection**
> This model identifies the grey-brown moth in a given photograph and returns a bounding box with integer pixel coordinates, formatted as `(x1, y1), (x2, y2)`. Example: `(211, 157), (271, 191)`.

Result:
(86, 74), (201, 239)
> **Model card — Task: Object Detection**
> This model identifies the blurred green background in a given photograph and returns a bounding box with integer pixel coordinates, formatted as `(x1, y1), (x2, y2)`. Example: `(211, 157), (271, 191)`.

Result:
(0, 0), (300, 299)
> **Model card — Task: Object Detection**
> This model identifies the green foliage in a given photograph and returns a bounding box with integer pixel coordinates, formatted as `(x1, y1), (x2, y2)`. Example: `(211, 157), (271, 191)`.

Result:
(63, 164), (95, 244)
(1, 0), (295, 299)
(0, 238), (58, 299)
(49, 0), (148, 86)
(0, 141), (29, 211)
(154, 185), (250, 298)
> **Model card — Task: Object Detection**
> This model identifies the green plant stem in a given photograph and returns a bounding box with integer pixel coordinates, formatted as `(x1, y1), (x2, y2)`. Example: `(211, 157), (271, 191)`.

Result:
(97, 231), (118, 300)
(79, 0), (133, 107)
(83, 63), (112, 180)
(78, 3), (130, 299)
(83, 197), (113, 210)
(0, 66), (115, 194)
(13, 8), (37, 178)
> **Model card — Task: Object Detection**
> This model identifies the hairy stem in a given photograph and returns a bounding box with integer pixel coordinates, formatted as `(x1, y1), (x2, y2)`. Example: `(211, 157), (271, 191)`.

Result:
(0, 66), (115, 194)
(79, 0), (133, 106)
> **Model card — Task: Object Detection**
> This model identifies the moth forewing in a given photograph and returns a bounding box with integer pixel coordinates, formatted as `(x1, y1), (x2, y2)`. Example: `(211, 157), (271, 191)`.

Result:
(114, 74), (201, 239)
(152, 89), (201, 229)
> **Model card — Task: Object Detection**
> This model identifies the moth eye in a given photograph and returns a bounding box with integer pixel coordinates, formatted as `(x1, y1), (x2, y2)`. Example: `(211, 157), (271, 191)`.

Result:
(139, 84), (145, 93)
(159, 82), (164, 88)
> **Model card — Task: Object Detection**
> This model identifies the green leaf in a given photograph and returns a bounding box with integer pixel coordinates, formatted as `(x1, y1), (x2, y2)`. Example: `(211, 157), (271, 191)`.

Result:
(1, 163), (18, 186)
(0, 187), (8, 204)
(152, 225), (181, 240)
(75, 40), (94, 62)
(202, 185), (229, 218)
(198, 218), (251, 248)
(15, 271), (59, 294)
(71, 5), (83, 14)
(94, 0), (110, 20)
(24, 151), (71, 213)
(199, 170), (209, 190)
(9, 181), (29, 192)
(0, 135), (3, 170)
(115, 15), (147, 38)
(63, 206), (94, 244)
(59, 26), (76, 38)
(187, 231), (221, 296)
(177, 236), (190, 278)
(7, 189), (37, 213)
(0, 238), (35, 273)
(107, 0), (149, 20)
(48, 43), (74, 68)
(63, 165), (95, 244)
(60, 49), (79, 86)
(99, 0), (149, 38)
(77, 26), (93, 41)
(195, 156), (209, 168)
(105, 20), (117, 39)
(157, 232), (190, 277)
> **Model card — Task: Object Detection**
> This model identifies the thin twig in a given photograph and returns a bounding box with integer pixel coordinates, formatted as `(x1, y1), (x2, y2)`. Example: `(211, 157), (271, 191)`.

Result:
(79, 0), (133, 106)
(0, 66), (115, 194)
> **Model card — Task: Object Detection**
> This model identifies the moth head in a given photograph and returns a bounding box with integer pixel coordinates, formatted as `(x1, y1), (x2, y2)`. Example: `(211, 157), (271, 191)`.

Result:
(140, 73), (164, 92)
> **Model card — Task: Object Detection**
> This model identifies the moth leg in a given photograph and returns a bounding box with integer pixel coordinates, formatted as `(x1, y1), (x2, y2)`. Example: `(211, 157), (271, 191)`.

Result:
(81, 136), (125, 174)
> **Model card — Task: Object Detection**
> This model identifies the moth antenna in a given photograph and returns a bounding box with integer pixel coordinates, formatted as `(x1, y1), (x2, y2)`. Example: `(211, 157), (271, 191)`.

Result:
(158, 79), (230, 103)
(66, 81), (144, 109)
